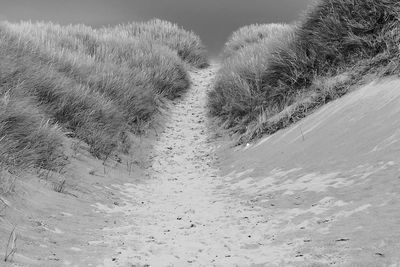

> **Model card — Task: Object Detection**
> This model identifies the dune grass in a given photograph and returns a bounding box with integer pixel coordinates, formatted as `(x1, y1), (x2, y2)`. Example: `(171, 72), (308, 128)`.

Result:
(209, 24), (293, 133)
(209, 0), (400, 142)
(0, 19), (207, 189)
(0, 93), (65, 170)
(0, 25), (129, 159)
(222, 23), (292, 59)
(107, 19), (209, 68)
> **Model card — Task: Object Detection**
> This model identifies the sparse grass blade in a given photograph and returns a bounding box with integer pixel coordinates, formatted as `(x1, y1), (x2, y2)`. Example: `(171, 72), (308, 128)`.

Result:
(4, 226), (17, 262)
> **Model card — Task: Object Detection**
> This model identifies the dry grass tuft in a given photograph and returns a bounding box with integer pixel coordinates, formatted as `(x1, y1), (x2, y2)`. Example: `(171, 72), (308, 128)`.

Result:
(4, 226), (17, 262)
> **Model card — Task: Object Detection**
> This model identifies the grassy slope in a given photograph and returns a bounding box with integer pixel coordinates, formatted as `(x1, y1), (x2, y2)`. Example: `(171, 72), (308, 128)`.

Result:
(0, 20), (208, 192)
(209, 0), (400, 142)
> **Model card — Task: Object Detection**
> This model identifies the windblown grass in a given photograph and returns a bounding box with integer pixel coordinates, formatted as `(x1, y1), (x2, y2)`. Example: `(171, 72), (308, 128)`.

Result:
(107, 19), (209, 68)
(0, 93), (65, 172)
(0, 19), (207, 189)
(0, 25), (128, 158)
(209, 0), (400, 142)
(209, 24), (293, 132)
(222, 23), (291, 58)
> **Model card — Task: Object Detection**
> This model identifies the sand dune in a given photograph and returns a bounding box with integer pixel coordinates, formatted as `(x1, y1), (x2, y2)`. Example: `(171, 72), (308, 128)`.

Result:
(2, 65), (400, 266)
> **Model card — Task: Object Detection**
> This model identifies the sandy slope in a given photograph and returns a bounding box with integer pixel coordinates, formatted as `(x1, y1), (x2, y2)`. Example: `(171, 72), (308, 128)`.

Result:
(218, 78), (400, 266)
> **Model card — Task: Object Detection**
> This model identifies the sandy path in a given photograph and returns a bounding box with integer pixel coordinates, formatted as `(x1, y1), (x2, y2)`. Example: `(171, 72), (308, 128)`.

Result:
(93, 64), (281, 266)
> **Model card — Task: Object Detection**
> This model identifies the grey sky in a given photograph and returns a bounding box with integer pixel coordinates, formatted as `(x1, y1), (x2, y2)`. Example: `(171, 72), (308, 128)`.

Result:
(1, 0), (312, 56)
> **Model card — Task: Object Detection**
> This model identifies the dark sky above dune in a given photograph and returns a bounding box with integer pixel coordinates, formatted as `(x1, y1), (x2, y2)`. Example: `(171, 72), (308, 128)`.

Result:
(1, 0), (313, 56)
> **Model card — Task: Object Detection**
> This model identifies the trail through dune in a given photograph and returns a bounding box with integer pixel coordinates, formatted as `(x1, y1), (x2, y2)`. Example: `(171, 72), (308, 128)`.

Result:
(14, 62), (396, 267)
(4, 59), (400, 267)
(92, 64), (294, 266)
(89, 64), (400, 267)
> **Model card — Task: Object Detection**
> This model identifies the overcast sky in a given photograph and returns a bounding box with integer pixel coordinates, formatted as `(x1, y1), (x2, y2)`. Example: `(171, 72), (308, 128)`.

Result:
(1, 0), (313, 56)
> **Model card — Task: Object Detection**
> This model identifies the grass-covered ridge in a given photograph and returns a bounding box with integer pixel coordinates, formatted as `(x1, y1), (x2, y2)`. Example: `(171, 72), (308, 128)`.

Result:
(0, 19), (208, 190)
(222, 23), (291, 58)
(209, 0), (400, 142)
(107, 19), (209, 68)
